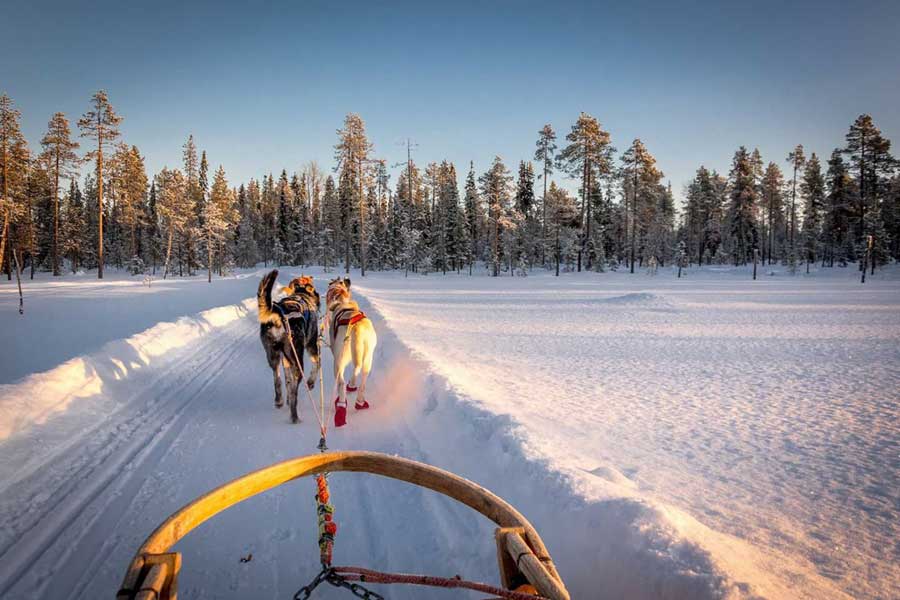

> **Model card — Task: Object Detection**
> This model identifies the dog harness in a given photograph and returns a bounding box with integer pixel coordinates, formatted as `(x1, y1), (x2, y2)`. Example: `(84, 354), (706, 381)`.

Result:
(277, 294), (318, 343)
(331, 308), (367, 340)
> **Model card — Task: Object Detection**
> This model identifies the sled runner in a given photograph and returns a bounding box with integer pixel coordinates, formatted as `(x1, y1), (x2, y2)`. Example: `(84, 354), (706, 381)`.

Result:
(117, 451), (569, 600)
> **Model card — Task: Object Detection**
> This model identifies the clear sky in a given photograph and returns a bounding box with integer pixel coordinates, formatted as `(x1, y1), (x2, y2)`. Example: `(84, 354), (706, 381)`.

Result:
(2, 0), (898, 205)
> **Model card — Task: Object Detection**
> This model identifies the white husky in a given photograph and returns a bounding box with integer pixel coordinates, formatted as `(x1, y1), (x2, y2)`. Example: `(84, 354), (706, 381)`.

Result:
(323, 277), (377, 427)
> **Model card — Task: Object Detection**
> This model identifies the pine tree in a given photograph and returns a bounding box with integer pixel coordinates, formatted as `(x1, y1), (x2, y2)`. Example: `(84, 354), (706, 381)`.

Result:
(515, 161), (536, 268)
(235, 184), (257, 268)
(322, 175), (339, 271)
(534, 124), (557, 267)
(684, 167), (708, 265)
(726, 147), (759, 266)
(557, 113), (614, 271)
(479, 156), (513, 276)
(39, 113), (80, 276)
(620, 139), (662, 271)
(760, 163), (785, 264)
(62, 180), (88, 272)
(823, 150), (855, 266)
(181, 135), (202, 275)
(546, 182), (578, 276)
(799, 153), (825, 272)
(1, 94), (30, 279)
(463, 162), (480, 274)
(277, 169), (291, 264)
(145, 181), (161, 273)
(78, 90), (122, 279)
(785, 144), (806, 265)
(111, 144), (148, 265)
(204, 165), (238, 281)
(198, 150), (208, 224)
(842, 115), (895, 251)
(334, 113), (374, 275)
(155, 168), (189, 279)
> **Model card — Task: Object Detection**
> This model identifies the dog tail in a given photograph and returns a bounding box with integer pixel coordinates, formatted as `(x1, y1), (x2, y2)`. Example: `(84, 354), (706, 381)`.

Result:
(258, 269), (280, 325)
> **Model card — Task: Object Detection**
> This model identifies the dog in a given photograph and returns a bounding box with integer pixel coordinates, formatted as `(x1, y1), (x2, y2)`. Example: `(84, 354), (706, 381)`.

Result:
(257, 269), (321, 423)
(323, 277), (377, 427)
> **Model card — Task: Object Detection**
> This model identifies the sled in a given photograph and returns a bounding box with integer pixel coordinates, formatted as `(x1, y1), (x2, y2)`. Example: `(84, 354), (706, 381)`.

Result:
(116, 451), (569, 599)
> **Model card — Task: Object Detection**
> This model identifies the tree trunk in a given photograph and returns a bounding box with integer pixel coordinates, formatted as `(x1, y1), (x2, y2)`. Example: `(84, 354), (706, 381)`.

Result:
(0, 212), (8, 279)
(97, 137), (105, 279)
(163, 229), (174, 279)
(541, 168), (548, 266)
(53, 152), (60, 276)
(555, 220), (560, 277)
(630, 168), (637, 273)
(207, 226), (213, 283)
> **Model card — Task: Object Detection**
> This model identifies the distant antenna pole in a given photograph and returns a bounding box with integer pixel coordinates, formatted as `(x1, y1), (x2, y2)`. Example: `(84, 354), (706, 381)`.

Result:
(392, 138), (419, 204)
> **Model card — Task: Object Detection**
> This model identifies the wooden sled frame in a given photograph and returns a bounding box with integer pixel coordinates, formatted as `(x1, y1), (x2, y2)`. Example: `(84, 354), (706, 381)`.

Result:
(117, 451), (570, 600)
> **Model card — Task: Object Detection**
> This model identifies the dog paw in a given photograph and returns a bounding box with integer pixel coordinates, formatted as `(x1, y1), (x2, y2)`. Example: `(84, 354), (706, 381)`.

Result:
(307, 380), (315, 390)
(334, 399), (347, 428)
(354, 400), (369, 410)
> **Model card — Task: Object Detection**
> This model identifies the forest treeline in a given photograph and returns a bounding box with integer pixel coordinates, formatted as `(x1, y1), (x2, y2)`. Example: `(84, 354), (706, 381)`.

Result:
(1, 90), (898, 282)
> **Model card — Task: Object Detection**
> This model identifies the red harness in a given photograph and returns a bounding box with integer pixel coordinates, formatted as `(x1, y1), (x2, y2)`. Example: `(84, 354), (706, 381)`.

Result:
(331, 308), (366, 340)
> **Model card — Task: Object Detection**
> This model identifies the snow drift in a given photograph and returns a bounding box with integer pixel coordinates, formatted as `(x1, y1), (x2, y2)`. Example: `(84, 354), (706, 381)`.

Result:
(0, 298), (255, 442)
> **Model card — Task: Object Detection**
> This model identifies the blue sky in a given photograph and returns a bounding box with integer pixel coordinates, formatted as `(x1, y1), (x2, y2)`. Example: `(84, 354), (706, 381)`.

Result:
(2, 0), (898, 204)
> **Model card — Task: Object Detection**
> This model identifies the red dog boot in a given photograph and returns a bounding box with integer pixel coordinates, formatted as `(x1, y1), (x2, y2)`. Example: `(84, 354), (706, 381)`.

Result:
(334, 398), (347, 428)
(354, 400), (370, 410)
(346, 384), (358, 393)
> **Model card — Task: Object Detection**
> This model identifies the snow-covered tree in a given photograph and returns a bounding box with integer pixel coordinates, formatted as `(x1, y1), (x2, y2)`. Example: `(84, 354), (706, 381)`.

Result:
(799, 153), (825, 272)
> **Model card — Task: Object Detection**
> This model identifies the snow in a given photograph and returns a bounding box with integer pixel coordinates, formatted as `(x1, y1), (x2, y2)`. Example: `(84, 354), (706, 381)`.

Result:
(0, 265), (897, 599)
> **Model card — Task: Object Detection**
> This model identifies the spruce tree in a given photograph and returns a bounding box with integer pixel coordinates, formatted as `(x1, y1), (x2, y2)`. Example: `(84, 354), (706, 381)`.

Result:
(479, 156), (513, 276)
(726, 147), (759, 266)
(799, 153), (825, 272)
(842, 115), (895, 249)
(760, 163), (785, 264)
(463, 161), (480, 275)
(204, 165), (237, 280)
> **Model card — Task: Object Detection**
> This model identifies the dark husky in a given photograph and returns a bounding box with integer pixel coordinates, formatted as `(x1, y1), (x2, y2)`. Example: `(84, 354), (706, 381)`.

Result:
(257, 269), (321, 423)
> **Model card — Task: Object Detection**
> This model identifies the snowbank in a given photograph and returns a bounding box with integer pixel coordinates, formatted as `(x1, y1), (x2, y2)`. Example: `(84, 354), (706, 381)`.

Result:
(0, 298), (255, 441)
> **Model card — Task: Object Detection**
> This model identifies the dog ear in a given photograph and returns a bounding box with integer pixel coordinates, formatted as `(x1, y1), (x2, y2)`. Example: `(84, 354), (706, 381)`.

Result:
(344, 278), (351, 289)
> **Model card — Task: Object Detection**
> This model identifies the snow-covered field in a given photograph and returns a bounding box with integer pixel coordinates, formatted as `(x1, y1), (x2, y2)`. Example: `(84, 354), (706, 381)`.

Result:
(0, 265), (897, 599)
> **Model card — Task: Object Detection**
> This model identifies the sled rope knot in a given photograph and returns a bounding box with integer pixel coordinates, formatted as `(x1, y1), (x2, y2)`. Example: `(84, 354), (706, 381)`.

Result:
(315, 474), (336, 567)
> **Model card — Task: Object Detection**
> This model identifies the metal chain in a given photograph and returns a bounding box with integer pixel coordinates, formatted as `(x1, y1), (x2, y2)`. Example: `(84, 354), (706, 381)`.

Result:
(325, 569), (385, 600)
(293, 568), (385, 600)
(293, 568), (330, 600)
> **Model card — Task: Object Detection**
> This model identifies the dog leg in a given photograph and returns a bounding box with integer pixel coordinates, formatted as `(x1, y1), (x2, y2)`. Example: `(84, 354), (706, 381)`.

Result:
(267, 347), (283, 409)
(356, 343), (374, 410)
(333, 340), (350, 427)
(285, 358), (301, 423)
(306, 342), (320, 390)
(349, 363), (363, 407)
